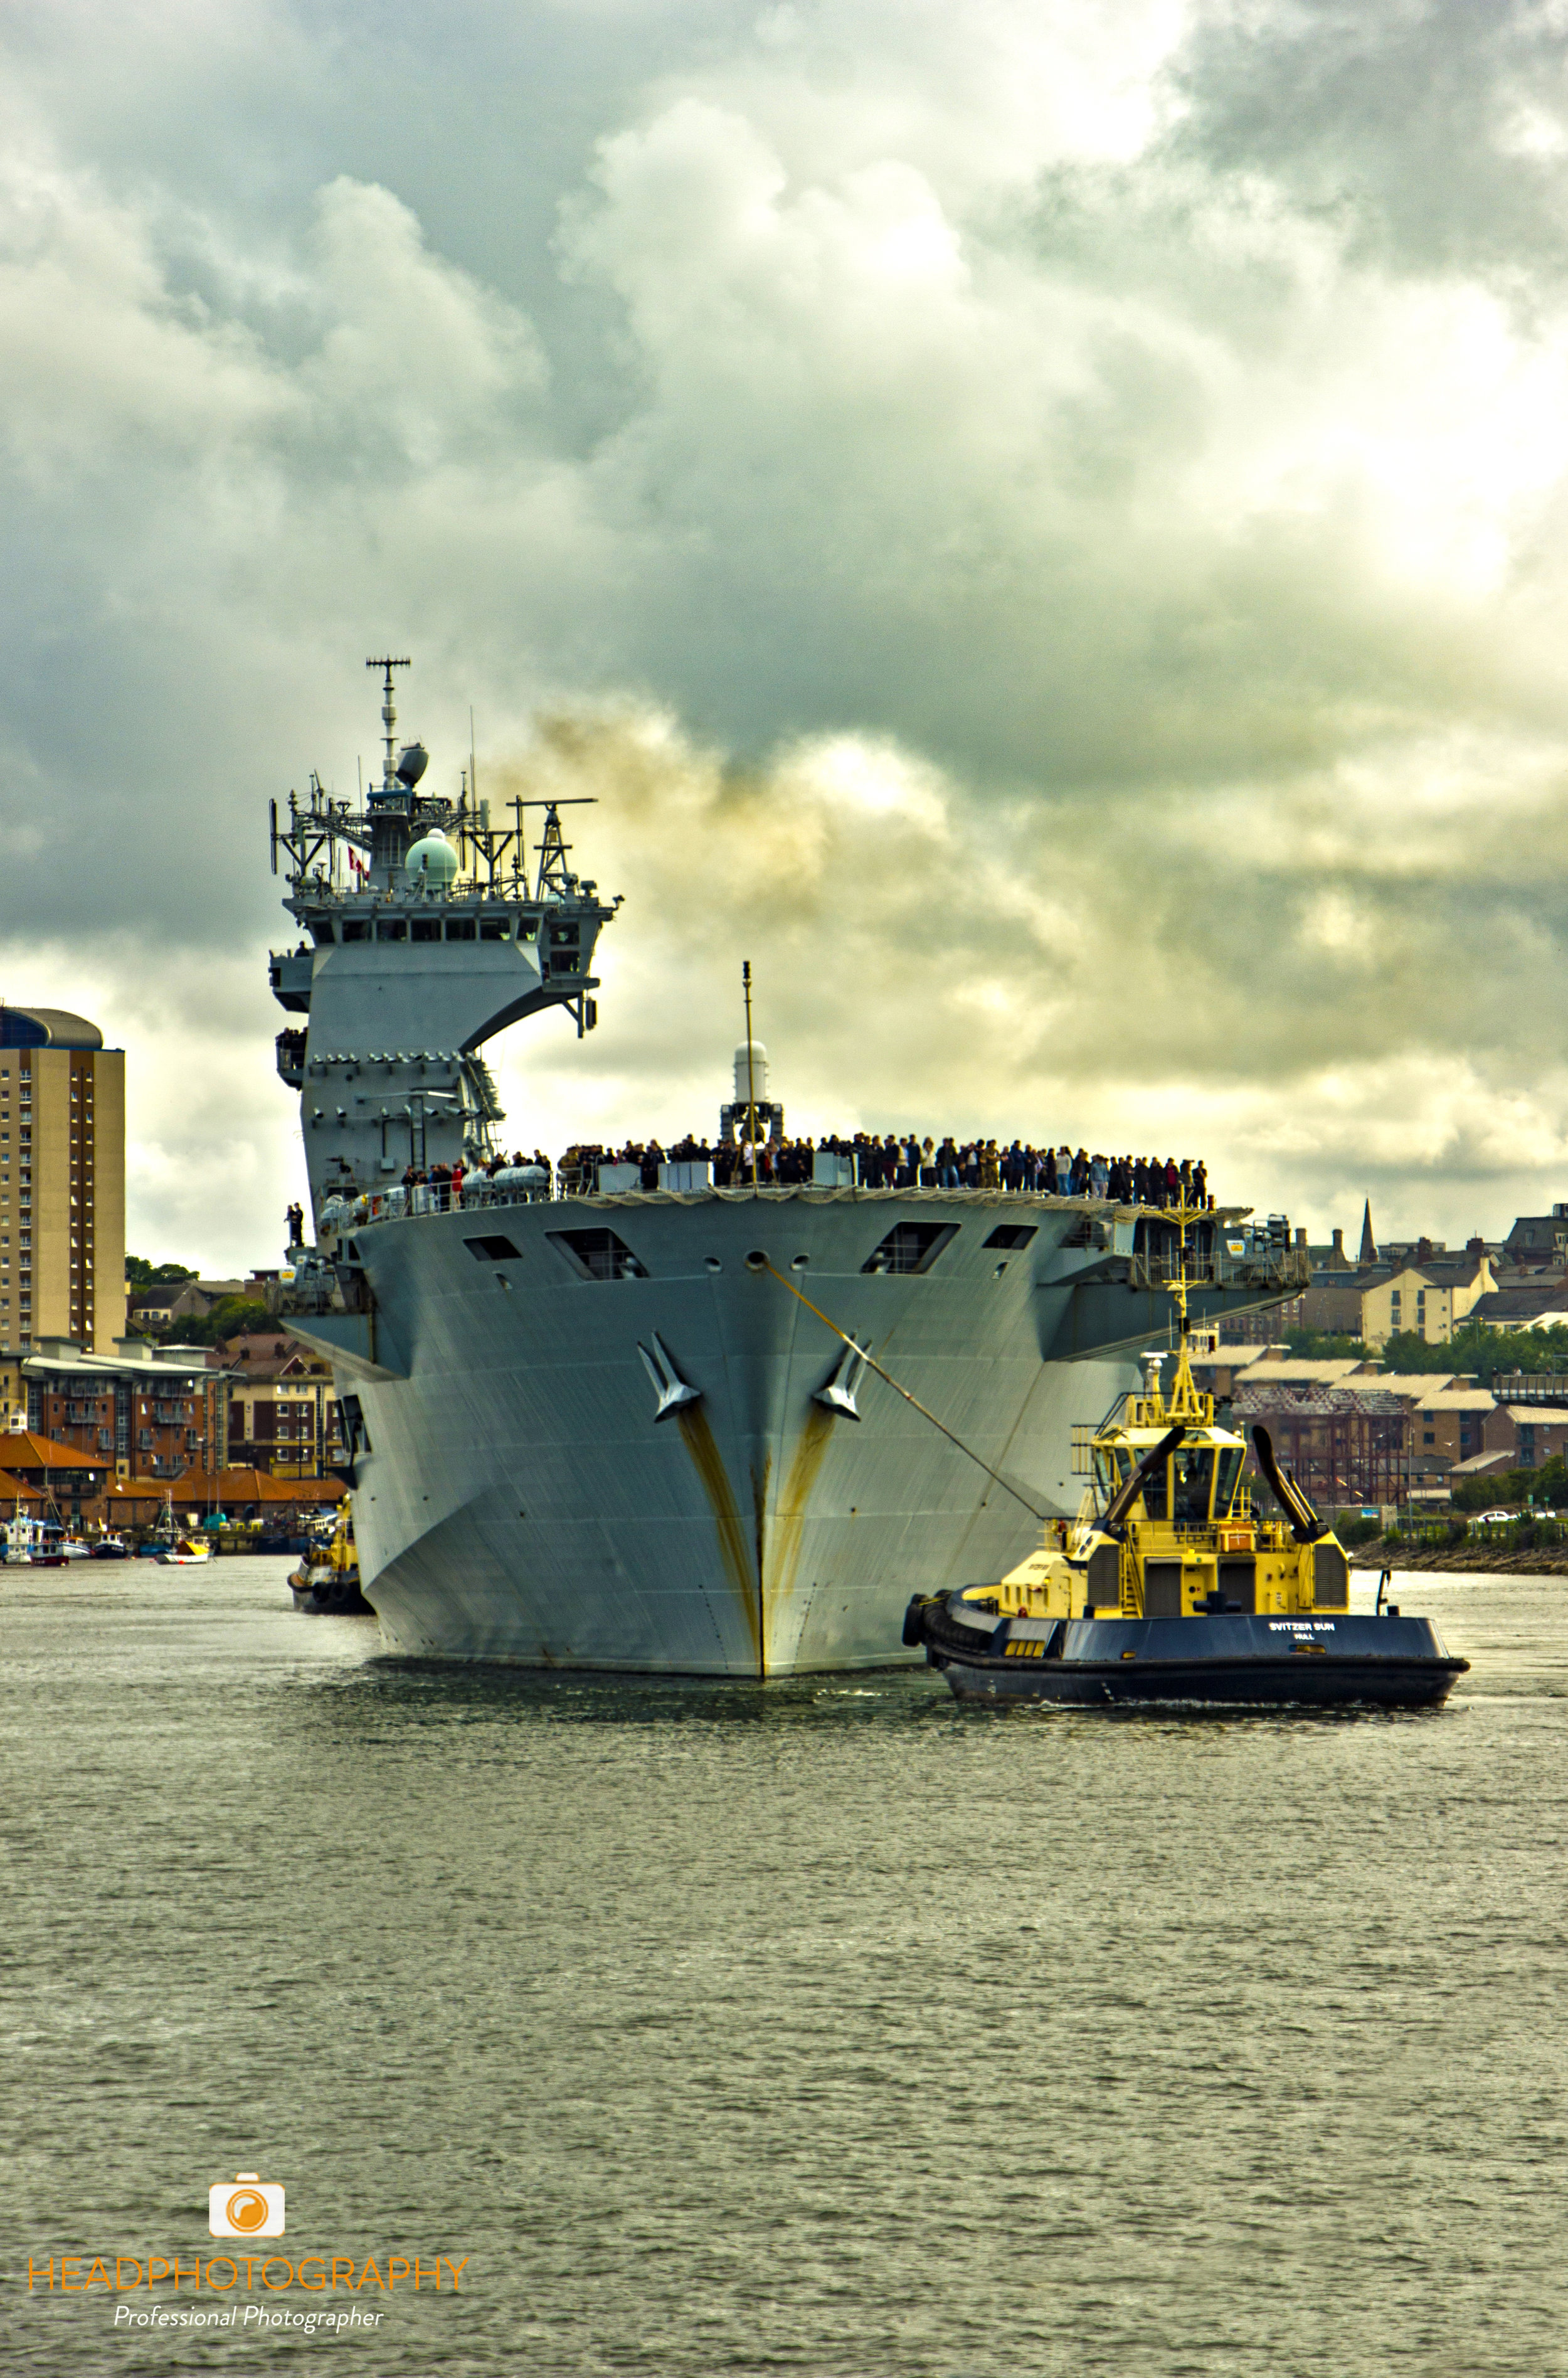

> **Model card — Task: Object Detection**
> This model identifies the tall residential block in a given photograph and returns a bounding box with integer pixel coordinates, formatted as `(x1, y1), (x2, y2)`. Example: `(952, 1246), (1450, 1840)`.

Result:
(0, 1007), (125, 1355)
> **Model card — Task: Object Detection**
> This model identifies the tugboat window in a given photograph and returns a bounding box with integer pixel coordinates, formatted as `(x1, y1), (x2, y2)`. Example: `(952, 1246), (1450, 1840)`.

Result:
(1141, 1456), (1169, 1520)
(1093, 1446), (1133, 1498)
(1214, 1445), (1245, 1516)
(1172, 1448), (1215, 1525)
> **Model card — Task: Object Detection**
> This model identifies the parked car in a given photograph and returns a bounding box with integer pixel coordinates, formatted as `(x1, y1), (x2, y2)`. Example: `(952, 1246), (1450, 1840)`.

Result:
(1470, 1508), (1517, 1524)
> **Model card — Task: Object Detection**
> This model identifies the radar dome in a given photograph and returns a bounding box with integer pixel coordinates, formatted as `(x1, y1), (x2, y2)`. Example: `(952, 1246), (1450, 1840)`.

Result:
(733, 1041), (769, 1103)
(395, 741), (429, 787)
(406, 828), (458, 888)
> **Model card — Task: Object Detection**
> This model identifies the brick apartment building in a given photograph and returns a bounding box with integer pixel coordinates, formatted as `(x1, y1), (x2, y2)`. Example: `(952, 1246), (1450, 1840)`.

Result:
(222, 1330), (347, 1478)
(0, 1336), (221, 1478)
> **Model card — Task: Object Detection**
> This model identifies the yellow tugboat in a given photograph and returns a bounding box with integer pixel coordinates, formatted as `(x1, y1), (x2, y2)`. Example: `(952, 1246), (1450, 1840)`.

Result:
(905, 1208), (1467, 1709)
(288, 1499), (373, 1615)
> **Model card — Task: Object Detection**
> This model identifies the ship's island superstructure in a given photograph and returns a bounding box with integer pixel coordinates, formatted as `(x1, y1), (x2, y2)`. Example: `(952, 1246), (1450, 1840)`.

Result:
(272, 664), (1311, 1675)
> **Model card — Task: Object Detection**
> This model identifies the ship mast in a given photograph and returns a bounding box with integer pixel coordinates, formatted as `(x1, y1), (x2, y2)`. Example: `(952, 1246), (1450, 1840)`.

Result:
(742, 960), (758, 1192)
(1164, 1195), (1210, 1424)
(368, 656), (411, 790)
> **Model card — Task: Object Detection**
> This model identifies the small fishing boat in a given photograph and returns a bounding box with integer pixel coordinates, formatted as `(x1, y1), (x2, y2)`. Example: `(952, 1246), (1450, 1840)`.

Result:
(905, 1216), (1467, 1712)
(135, 1492), (179, 1559)
(288, 1499), (372, 1615)
(90, 1534), (130, 1561)
(156, 1534), (213, 1566)
(3, 1499), (41, 1565)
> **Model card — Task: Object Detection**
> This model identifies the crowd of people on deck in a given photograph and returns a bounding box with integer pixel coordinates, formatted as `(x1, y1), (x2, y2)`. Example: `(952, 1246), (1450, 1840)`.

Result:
(391, 1150), (556, 1199)
(549, 1136), (1212, 1205)
(374, 1139), (1210, 1208)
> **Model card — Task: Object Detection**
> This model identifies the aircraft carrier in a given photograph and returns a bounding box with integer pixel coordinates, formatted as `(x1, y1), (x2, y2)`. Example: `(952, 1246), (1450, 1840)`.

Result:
(271, 663), (1308, 1675)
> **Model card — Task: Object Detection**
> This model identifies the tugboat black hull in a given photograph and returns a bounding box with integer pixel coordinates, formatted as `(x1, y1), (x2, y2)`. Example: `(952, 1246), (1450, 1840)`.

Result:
(289, 1574), (375, 1615)
(916, 1607), (1468, 1712)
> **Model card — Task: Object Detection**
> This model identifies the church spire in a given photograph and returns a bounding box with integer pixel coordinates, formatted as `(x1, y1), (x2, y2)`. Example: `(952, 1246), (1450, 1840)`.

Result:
(1359, 1197), (1377, 1265)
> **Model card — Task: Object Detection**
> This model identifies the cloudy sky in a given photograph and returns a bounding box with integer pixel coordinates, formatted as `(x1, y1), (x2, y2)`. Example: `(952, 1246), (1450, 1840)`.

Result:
(6, 0), (1568, 1272)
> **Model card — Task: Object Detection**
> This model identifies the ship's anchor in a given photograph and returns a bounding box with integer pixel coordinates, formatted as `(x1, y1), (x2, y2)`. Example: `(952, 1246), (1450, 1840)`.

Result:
(814, 1338), (871, 1421)
(637, 1334), (702, 1423)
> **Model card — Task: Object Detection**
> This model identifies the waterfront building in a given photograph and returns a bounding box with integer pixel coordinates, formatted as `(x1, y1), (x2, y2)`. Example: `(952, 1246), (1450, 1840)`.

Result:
(0, 1426), (110, 1521)
(220, 1329), (346, 1478)
(1298, 1245), (1495, 1349)
(9, 1337), (221, 1480)
(0, 1006), (125, 1355)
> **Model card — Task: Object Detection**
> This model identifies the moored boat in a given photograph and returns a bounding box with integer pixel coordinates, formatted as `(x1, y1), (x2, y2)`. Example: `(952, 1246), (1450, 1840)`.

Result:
(906, 1236), (1467, 1712)
(3, 1499), (43, 1565)
(156, 1534), (213, 1566)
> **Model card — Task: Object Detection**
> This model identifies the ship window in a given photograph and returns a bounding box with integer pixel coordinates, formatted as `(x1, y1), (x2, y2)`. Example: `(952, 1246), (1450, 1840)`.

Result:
(862, 1222), (960, 1275)
(480, 917), (510, 941)
(983, 1225), (1037, 1251)
(411, 918), (441, 942)
(1214, 1445), (1245, 1516)
(1172, 1448), (1215, 1525)
(465, 1234), (521, 1263)
(518, 916), (539, 942)
(376, 918), (406, 942)
(341, 920), (369, 942)
(446, 918), (477, 942)
(546, 1227), (645, 1282)
(1141, 1458), (1168, 1520)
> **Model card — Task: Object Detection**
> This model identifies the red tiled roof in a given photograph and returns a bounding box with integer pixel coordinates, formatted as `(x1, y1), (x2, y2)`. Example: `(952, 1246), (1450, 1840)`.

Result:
(0, 1431), (111, 1472)
(167, 1466), (345, 1504)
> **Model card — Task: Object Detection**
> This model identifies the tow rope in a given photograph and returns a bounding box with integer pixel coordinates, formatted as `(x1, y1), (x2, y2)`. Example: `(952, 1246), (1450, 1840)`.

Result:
(757, 1257), (1052, 1523)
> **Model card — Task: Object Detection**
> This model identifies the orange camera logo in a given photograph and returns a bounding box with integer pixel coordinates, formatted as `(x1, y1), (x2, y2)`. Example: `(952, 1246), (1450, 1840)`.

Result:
(208, 2174), (285, 2239)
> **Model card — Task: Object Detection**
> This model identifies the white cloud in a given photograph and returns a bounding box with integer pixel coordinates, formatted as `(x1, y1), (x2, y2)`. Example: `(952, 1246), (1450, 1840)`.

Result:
(3, 0), (1568, 1269)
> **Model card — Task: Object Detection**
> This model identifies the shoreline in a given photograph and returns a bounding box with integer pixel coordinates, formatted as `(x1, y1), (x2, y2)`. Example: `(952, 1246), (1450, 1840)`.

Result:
(1350, 1544), (1568, 1577)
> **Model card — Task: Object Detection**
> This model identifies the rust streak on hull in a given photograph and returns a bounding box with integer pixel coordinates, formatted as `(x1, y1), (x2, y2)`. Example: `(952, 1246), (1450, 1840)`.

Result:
(675, 1404), (760, 1670)
(771, 1403), (836, 1620)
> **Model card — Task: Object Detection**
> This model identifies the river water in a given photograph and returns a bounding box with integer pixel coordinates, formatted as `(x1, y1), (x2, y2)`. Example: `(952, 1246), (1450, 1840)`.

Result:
(4, 1561), (1565, 2378)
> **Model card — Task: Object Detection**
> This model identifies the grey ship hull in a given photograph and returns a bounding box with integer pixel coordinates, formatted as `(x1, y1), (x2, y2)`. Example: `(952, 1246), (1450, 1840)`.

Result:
(293, 1187), (1282, 1677)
